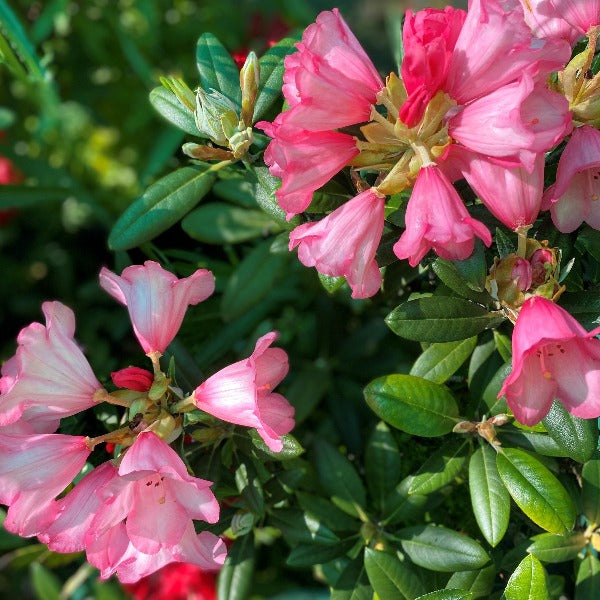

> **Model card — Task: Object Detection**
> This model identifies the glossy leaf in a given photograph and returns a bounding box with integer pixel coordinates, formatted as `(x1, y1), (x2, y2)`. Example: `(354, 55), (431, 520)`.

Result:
(314, 440), (367, 518)
(582, 457), (600, 525)
(364, 548), (427, 600)
(382, 477), (429, 525)
(408, 438), (469, 495)
(446, 565), (496, 599)
(109, 166), (216, 250)
(497, 448), (575, 534)
(410, 337), (478, 384)
(364, 374), (459, 437)
(432, 258), (488, 302)
(575, 553), (600, 600)
(386, 296), (504, 342)
(296, 492), (358, 532)
(527, 531), (586, 563)
(505, 554), (549, 600)
(497, 429), (565, 458)
(286, 538), (356, 568)
(149, 87), (199, 135)
(469, 444), (510, 547)
(541, 400), (597, 463)
(247, 430), (304, 461)
(399, 525), (490, 572)
(493, 330), (512, 363)
(415, 592), (473, 600)
(217, 533), (255, 600)
(253, 165), (301, 228)
(196, 32), (241, 106)
(270, 509), (339, 546)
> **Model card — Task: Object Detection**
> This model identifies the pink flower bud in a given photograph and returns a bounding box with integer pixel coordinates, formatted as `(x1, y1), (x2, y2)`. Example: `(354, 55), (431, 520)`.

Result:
(530, 248), (555, 287)
(512, 257), (533, 292)
(111, 367), (154, 392)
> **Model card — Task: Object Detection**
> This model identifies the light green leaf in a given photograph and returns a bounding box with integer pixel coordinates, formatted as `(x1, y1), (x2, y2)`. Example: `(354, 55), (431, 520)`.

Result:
(469, 444), (510, 547)
(364, 374), (459, 437)
(505, 554), (549, 600)
(493, 330), (512, 363)
(149, 87), (199, 135)
(364, 548), (427, 600)
(30, 563), (61, 600)
(415, 592), (473, 600)
(253, 166), (301, 228)
(410, 337), (477, 384)
(527, 531), (586, 563)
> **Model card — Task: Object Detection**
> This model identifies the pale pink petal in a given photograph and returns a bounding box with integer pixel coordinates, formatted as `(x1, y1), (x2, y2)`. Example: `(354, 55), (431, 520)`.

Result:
(165, 478), (220, 524)
(519, 0), (582, 42)
(256, 392), (295, 452)
(548, 0), (600, 33)
(86, 523), (131, 580)
(3, 494), (59, 538)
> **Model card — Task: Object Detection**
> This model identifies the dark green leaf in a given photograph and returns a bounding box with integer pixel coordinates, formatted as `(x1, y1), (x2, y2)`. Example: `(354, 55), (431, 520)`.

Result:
(495, 228), (516, 258)
(505, 554), (549, 600)
(582, 457), (600, 525)
(386, 297), (504, 343)
(149, 87), (199, 135)
(364, 547), (427, 600)
(364, 374), (459, 437)
(286, 538), (356, 567)
(330, 557), (372, 600)
(415, 592), (473, 600)
(270, 509), (340, 546)
(497, 429), (565, 458)
(109, 166), (216, 250)
(408, 438), (469, 495)
(527, 532), (586, 563)
(247, 430), (304, 460)
(217, 533), (255, 600)
(469, 444), (510, 547)
(30, 563), (61, 600)
(0, 509), (29, 551)
(235, 462), (264, 517)
(296, 492), (358, 532)
(196, 32), (241, 106)
(382, 477), (429, 526)
(497, 448), (576, 534)
(542, 400), (598, 463)
(365, 421), (402, 511)
(285, 365), (331, 425)
(410, 337), (477, 384)
(575, 553), (600, 600)
(319, 273), (347, 294)
(253, 166), (301, 228)
(182, 202), (280, 244)
(446, 565), (496, 599)
(399, 525), (490, 572)
(493, 331), (512, 363)
(432, 258), (488, 302)
(576, 226), (600, 263)
(0, 185), (68, 209)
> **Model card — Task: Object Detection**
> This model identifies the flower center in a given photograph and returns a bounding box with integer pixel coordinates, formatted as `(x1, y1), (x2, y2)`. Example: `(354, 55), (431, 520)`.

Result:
(535, 343), (567, 379)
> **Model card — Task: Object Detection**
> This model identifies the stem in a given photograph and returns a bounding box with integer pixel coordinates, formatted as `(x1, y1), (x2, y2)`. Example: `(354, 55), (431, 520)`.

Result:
(171, 395), (197, 413)
(410, 141), (435, 168)
(86, 425), (135, 450)
(93, 388), (132, 408)
(515, 224), (532, 258)
(147, 351), (163, 376)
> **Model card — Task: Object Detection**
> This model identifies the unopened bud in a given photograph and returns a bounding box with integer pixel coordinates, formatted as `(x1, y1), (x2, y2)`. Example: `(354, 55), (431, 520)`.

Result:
(488, 414), (510, 426)
(160, 76), (196, 112)
(181, 142), (234, 161)
(231, 511), (255, 536)
(486, 254), (532, 308)
(240, 51), (259, 126)
(195, 88), (239, 145)
(453, 421), (477, 434)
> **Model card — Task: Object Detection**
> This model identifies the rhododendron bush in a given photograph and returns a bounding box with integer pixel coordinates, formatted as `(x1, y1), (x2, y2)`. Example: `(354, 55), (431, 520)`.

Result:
(4, 0), (600, 598)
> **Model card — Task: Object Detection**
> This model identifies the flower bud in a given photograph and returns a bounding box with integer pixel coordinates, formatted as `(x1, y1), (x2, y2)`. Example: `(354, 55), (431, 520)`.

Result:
(240, 51), (259, 127)
(181, 143), (234, 161)
(160, 76), (196, 112)
(486, 254), (533, 308)
(529, 248), (556, 287)
(195, 88), (239, 145)
(231, 511), (255, 536)
(111, 366), (154, 392)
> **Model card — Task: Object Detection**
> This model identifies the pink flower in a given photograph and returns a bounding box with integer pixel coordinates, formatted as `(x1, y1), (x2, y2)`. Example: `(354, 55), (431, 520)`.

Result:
(393, 165), (491, 266)
(519, 0), (582, 43)
(542, 125), (600, 232)
(192, 332), (294, 452)
(111, 366), (154, 392)
(279, 8), (383, 131)
(512, 258), (533, 291)
(289, 188), (385, 299)
(548, 0), (600, 34)
(400, 6), (466, 126)
(99, 261), (215, 355)
(499, 297), (600, 425)
(257, 118), (358, 220)
(0, 430), (90, 537)
(0, 301), (102, 431)
(451, 148), (545, 230)
(83, 432), (225, 582)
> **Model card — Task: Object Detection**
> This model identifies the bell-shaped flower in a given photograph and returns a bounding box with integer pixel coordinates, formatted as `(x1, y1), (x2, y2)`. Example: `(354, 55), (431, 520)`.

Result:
(448, 75), (572, 173)
(289, 188), (385, 299)
(400, 6), (466, 126)
(280, 8), (383, 131)
(99, 261), (215, 355)
(83, 432), (224, 582)
(0, 429), (90, 537)
(543, 125), (600, 232)
(453, 148), (545, 230)
(257, 117), (358, 220)
(192, 332), (294, 452)
(519, 0), (582, 43)
(499, 296), (600, 425)
(548, 0), (600, 34)
(0, 301), (102, 431)
(393, 164), (491, 266)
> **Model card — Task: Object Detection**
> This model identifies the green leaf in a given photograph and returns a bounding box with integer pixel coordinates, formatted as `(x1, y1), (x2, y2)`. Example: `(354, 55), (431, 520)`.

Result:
(469, 444), (510, 547)
(582, 457), (600, 525)
(505, 554), (549, 600)
(253, 166), (301, 228)
(364, 374), (459, 437)
(319, 273), (347, 294)
(415, 592), (473, 600)
(109, 166), (216, 250)
(0, 185), (69, 209)
(399, 525), (490, 572)
(408, 438), (469, 495)
(254, 35), (300, 121)
(181, 202), (280, 244)
(286, 538), (356, 567)
(365, 421), (402, 511)
(493, 330), (512, 363)
(527, 531), (586, 563)
(0, 509), (29, 550)
(364, 548), (427, 600)
(386, 297), (504, 343)
(247, 430), (304, 460)
(217, 533), (255, 600)
(495, 227), (516, 258)
(541, 400), (598, 463)
(30, 563), (61, 600)
(149, 87), (199, 136)
(410, 337), (477, 384)
(330, 557), (372, 600)
(382, 477), (429, 525)
(296, 492), (359, 532)
(220, 239), (288, 321)
(496, 448), (576, 534)
(314, 440), (367, 518)
(497, 429), (565, 458)
(575, 553), (600, 600)
(285, 365), (331, 425)
(270, 509), (340, 546)
(235, 462), (264, 517)
(196, 32), (241, 106)
(432, 257), (489, 302)
(446, 565), (496, 599)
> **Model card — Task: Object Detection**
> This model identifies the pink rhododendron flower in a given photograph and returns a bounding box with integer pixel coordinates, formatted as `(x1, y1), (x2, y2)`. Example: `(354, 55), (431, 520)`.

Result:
(543, 125), (600, 232)
(99, 261), (215, 355)
(111, 366), (154, 392)
(83, 432), (225, 582)
(393, 165), (491, 266)
(193, 332), (294, 452)
(519, 0), (581, 43)
(452, 148), (545, 229)
(0, 301), (102, 431)
(548, 0), (600, 34)
(0, 430), (90, 537)
(289, 188), (385, 299)
(499, 297), (600, 425)
(400, 6), (466, 126)
(279, 8), (383, 131)
(258, 118), (358, 220)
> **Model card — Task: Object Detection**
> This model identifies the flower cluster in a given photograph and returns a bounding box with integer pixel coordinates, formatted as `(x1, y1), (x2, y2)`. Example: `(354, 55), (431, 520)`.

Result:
(0, 261), (294, 582)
